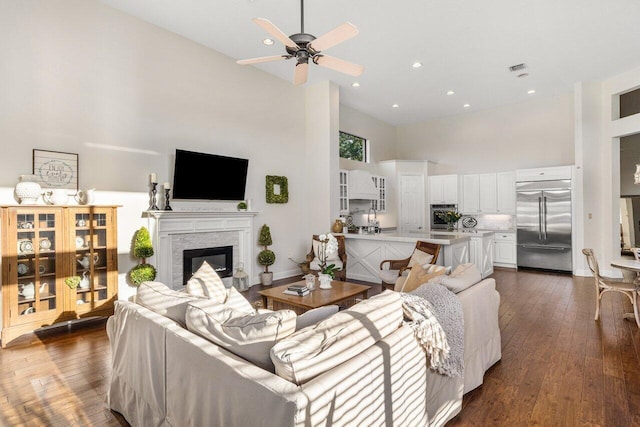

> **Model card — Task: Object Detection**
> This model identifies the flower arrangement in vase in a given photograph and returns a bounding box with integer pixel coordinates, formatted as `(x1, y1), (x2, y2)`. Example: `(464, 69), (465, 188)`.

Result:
(317, 233), (339, 288)
(437, 210), (462, 231)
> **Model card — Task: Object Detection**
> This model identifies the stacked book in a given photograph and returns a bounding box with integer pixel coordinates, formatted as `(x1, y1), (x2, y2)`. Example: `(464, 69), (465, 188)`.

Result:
(283, 284), (310, 296)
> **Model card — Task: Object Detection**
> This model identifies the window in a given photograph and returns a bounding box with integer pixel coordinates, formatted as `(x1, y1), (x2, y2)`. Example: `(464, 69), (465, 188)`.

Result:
(339, 131), (368, 162)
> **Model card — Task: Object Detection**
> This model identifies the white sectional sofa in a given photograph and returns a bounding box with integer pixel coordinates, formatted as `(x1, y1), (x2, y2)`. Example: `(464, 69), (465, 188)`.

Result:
(107, 276), (501, 426)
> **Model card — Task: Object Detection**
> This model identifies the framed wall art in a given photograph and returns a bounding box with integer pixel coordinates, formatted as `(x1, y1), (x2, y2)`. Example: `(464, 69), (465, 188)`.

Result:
(265, 175), (288, 204)
(33, 149), (78, 190)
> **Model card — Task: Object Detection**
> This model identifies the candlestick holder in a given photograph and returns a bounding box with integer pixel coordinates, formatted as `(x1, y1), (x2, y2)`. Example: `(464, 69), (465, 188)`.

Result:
(148, 182), (159, 210)
(164, 188), (173, 211)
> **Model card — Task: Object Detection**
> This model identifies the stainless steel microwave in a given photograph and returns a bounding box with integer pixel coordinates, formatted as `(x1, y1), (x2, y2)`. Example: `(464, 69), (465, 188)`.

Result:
(430, 204), (457, 229)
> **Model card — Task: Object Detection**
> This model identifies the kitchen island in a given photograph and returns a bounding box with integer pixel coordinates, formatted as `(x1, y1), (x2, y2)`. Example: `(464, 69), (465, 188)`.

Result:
(342, 230), (494, 283)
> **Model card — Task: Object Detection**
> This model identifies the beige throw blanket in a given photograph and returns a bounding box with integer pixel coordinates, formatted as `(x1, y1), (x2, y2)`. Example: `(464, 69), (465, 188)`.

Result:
(400, 293), (452, 375)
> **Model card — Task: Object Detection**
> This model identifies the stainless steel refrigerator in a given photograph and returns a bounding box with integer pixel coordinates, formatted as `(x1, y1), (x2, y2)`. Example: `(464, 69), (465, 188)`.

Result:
(516, 179), (572, 272)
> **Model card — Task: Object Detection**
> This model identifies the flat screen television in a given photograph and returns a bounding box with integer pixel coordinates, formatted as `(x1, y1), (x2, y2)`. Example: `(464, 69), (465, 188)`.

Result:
(172, 149), (249, 201)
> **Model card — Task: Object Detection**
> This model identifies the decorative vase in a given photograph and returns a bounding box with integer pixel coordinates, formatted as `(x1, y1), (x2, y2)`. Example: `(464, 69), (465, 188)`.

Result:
(332, 219), (343, 234)
(15, 175), (41, 204)
(318, 273), (332, 289)
(446, 223), (455, 232)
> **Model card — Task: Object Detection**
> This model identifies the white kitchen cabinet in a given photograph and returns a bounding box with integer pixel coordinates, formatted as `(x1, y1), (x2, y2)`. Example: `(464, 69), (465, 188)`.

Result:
(429, 175), (458, 204)
(493, 232), (516, 267)
(461, 175), (479, 213)
(469, 233), (495, 278)
(461, 173), (496, 214)
(370, 175), (387, 213)
(479, 174), (497, 212)
(339, 170), (349, 214)
(496, 171), (515, 214)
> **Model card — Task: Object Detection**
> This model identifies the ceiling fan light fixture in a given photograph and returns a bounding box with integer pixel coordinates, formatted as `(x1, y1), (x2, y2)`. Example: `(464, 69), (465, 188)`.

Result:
(237, 0), (363, 85)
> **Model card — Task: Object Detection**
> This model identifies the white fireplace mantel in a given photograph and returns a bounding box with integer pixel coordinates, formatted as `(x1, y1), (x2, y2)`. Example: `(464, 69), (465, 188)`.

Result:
(144, 210), (258, 289)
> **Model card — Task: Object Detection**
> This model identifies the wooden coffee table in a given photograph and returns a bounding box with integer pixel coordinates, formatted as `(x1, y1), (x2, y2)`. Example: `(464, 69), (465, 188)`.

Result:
(259, 280), (370, 314)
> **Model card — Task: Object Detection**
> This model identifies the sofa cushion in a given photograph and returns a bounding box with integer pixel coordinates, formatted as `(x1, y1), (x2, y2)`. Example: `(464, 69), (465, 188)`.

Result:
(395, 264), (449, 293)
(295, 305), (339, 331)
(270, 290), (403, 385)
(185, 299), (297, 371)
(438, 263), (482, 293)
(185, 261), (227, 303)
(136, 281), (203, 327)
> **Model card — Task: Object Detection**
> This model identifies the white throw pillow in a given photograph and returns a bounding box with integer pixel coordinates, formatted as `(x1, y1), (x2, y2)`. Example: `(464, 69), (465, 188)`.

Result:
(185, 261), (227, 304)
(438, 263), (482, 293)
(186, 299), (297, 371)
(270, 290), (403, 385)
(225, 286), (256, 314)
(136, 281), (203, 327)
(407, 249), (434, 268)
(295, 305), (339, 331)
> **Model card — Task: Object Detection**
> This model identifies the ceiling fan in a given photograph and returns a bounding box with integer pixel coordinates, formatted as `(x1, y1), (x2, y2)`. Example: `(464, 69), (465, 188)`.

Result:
(236, 0), (364, 85)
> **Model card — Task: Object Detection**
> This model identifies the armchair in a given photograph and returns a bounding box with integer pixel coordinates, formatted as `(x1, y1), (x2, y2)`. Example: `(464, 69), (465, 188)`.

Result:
(379, 241), (441, 289)
(301, 234), (348, 281)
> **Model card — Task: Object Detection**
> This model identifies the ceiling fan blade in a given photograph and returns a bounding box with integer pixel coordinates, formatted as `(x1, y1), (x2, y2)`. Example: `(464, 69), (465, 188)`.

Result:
(309, 22), (359, 52)
(236, 55), (288, 65)
(293, 63), (308, 86)
(314, 55), (364, 77)
(252, 18), (298, 50)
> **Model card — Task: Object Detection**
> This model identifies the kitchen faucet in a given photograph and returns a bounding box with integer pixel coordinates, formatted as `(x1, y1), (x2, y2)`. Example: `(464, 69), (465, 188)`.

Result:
(367, 207), (377, 233)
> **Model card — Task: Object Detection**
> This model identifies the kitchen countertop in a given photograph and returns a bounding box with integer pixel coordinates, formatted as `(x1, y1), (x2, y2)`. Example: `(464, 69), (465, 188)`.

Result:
(342, 231), (475, 245)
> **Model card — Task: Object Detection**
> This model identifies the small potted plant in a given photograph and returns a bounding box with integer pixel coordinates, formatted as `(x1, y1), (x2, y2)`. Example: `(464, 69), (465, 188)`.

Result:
(237, 201), (248, 211)
(129, 226), (157, 286)
(257, 224), (275, 286)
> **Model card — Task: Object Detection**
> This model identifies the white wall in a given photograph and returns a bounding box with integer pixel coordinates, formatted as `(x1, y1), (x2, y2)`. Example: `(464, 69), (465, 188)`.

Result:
(395, 94), (575, 175)
(0, 0), (312, 302)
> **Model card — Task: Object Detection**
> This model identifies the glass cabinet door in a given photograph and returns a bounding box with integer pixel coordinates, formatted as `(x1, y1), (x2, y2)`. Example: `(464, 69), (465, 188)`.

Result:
(14, 210), (61, 321)
(72, 209), (111, 310)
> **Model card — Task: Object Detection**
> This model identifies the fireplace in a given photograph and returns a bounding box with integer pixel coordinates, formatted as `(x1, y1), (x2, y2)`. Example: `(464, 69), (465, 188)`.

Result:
(183, 245), (233, 284)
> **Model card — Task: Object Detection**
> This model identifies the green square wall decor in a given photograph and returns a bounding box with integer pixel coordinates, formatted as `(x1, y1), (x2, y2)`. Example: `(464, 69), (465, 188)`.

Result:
(266, 175), (288, 204)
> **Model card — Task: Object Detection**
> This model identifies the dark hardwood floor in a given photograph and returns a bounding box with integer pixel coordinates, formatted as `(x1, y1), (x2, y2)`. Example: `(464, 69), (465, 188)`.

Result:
(0, 269), (638, 426)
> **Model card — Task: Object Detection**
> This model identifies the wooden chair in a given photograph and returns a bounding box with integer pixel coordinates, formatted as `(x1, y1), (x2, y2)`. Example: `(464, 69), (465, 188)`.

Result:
(301, 234), (348, 281)
(582, 248), (639, 327)
(379, 241), (441, 289)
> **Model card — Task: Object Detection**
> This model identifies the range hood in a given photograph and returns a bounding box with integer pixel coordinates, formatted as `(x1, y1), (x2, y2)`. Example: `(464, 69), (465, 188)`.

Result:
(348, 170), (378, 200)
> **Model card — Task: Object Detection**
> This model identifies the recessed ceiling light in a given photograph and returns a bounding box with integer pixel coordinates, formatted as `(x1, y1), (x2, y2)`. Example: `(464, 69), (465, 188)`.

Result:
(446, 90), (455, 96)
(351, 82), (360, 88)
(463, 104), (471, 108)
(392, 104), (399, 108)
(527, 89), (536, 94)
(518, 73), (529, 78)
(262, 38), (274, 45)
(412, 62), (423, 68)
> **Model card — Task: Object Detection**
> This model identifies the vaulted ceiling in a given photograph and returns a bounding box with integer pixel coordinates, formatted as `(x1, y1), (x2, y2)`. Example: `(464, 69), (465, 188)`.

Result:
(100, 0), (640, 125)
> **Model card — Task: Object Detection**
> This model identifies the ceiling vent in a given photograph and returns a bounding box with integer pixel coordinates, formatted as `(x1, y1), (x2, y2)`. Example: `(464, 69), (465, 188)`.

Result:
(508, 63), (527, 72)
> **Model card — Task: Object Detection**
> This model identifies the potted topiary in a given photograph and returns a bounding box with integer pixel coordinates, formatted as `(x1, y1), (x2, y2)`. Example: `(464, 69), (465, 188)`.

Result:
(129, 226), (157, 286)
(257, 224), (275, 286)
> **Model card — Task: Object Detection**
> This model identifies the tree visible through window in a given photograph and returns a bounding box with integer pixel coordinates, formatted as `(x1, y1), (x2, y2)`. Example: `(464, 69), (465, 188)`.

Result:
(339, 131), (368, 162)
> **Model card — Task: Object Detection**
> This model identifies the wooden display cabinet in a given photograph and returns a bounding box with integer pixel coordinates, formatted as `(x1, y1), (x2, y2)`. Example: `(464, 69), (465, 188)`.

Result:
(1, 205), (118, 347)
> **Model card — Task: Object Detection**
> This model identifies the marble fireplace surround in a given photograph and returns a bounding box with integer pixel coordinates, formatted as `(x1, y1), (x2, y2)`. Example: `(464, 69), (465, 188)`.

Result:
(145, 211), (257, 290)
